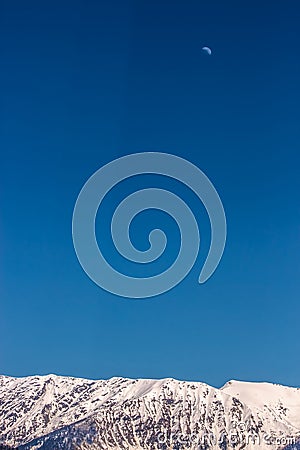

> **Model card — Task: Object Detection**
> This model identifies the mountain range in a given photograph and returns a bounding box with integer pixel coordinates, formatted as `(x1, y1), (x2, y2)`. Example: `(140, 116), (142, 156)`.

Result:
(0, 374), (299, 449)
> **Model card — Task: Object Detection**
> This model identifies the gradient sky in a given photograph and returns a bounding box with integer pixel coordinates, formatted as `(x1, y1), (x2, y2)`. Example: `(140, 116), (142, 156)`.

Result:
(1, 0), (299, 388)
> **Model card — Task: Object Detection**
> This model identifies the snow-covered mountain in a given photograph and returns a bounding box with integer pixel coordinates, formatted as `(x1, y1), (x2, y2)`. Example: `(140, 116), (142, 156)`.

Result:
(0, 375), (299, 450)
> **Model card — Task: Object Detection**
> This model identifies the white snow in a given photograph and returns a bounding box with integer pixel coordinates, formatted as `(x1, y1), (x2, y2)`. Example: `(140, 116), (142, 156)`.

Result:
(0, 375), (299, 449)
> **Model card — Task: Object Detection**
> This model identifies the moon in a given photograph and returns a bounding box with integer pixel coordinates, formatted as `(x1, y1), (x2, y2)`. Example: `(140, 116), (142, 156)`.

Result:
(202, 46), (212, 55)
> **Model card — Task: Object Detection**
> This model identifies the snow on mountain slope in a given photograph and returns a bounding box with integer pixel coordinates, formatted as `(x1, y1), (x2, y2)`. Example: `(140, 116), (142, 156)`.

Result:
(0, 375), (299, 450)
(222, 380), (300, 429)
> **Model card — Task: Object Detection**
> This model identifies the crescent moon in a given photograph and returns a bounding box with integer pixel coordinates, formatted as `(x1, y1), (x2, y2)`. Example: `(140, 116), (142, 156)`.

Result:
(202, 46), (212, 55)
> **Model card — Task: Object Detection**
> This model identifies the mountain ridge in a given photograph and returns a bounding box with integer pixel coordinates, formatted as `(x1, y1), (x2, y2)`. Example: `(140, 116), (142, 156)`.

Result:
(0, 374), (299, 449)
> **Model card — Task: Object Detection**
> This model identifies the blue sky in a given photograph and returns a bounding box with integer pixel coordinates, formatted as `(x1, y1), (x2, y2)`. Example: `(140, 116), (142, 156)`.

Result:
(0, 0), (299, 387)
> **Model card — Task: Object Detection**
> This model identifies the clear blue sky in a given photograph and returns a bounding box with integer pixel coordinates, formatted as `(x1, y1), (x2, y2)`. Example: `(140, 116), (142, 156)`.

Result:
(0, 0), (299, 388)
